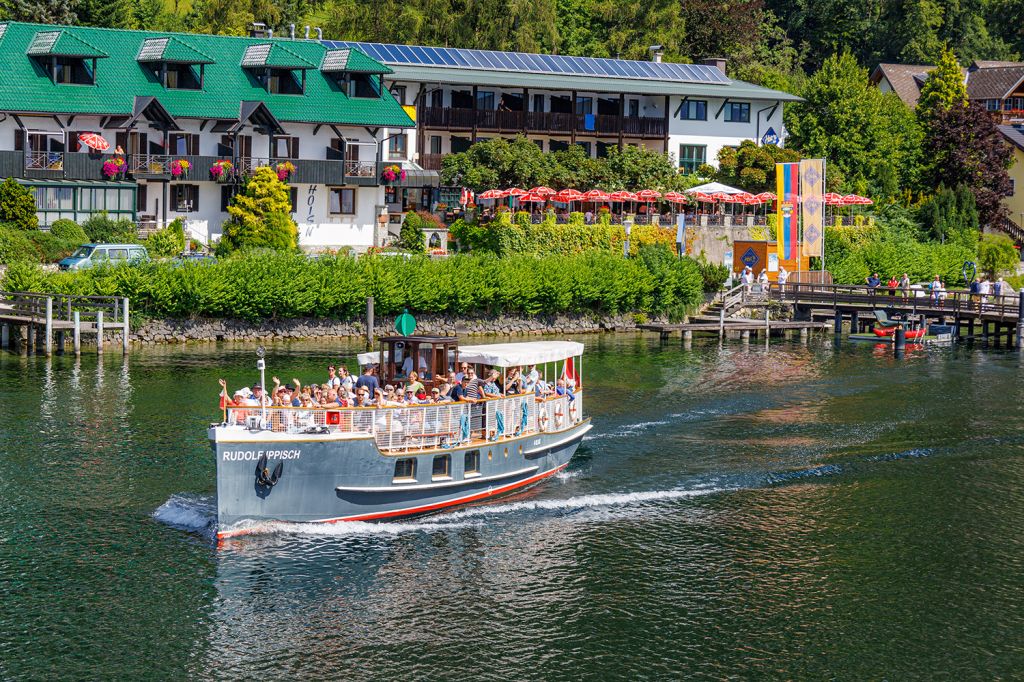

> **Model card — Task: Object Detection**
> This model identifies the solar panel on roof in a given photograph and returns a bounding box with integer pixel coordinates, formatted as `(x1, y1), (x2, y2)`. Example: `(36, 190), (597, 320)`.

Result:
(329, 41), (732, 85)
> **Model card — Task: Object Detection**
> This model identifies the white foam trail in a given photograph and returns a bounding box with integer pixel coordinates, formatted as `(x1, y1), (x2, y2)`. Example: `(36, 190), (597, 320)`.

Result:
(555, 469), (582, 481)
(152, 494), (216, 533)
(220, 518), (479, 539)
(439, 485), (733, 521)
(585, 419), (671, 441)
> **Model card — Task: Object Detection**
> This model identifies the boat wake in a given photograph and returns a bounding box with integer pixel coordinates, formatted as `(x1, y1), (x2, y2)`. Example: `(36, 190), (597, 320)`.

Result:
(152, 447), (933, 543)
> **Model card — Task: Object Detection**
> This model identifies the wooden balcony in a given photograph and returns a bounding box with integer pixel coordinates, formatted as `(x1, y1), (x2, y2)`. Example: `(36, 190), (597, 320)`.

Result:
(420, 107), (666, 138)
(0, 151), (110, 181)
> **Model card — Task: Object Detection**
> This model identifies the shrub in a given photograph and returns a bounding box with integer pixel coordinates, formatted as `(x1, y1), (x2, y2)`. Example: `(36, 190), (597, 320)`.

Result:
(0, 178), (38, 230)
(3, 250), (705, 322)
(977, 232), (1019, 278)
(27, 232), (77, 263)
(49, 219), (88, 243)
(695, 254), (730, 292)
(83, 213), (137, 243)
(146, 218), (187, 257)
(398, 212), (426, 253)
(219, 167), (297, 254)
(0, 225), (38, 263)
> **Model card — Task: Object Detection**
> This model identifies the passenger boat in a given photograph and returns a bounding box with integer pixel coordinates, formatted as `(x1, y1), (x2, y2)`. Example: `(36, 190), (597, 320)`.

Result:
(209, 335), (591, 539)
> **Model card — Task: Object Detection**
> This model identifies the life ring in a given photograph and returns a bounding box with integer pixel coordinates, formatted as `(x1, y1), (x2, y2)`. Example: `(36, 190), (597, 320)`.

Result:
(538, 412), (549, 431)
(554, 411), (564, 428)
(569, 403), (578, 420)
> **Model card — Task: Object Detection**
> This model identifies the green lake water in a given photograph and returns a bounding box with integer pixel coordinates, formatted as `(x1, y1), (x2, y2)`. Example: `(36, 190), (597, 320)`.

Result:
(2, 334), (1024, 679)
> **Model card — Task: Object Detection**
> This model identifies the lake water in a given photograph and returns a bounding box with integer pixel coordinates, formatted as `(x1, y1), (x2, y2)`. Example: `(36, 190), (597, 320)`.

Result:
(2, 334), (1024, 679)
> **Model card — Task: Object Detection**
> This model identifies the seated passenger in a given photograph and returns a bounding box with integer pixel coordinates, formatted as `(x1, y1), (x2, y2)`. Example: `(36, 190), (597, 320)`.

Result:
(555, 378), (575, 401)
(406, 371), (425, 396)
(482, 370), (502, 397)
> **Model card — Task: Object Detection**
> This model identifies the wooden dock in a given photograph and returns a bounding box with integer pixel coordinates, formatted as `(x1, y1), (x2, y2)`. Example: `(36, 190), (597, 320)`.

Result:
(639, 320), (830, 341)
(0, 291), (129, 356)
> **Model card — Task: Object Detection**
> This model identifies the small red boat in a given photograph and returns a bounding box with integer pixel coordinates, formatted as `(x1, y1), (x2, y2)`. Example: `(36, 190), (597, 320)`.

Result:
(872, 326), (926, 339)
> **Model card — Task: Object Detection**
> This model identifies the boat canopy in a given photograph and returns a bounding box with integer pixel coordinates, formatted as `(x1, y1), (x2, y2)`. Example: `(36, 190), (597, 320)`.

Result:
(457, 341), (584, 368)
(357, 340), (583, 368)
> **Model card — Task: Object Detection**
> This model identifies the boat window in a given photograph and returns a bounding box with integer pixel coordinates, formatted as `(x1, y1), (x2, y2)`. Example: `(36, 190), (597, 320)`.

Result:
(464, 450), (480, 476)
(432, 454), (450, 479)
(393, 458), (416, 481)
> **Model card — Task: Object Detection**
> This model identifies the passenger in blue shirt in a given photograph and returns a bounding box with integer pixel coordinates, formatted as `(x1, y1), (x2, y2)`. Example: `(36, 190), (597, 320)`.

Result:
(355, 365), (379, 397)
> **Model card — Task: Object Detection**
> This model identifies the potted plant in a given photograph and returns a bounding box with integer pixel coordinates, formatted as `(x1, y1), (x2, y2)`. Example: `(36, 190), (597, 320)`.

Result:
(102, 156), (126, 179)
(170, 159), (191, 179)
(381, 164), (406, 183)
(210, 159), (233, 182)
(275, 161), (296, 182)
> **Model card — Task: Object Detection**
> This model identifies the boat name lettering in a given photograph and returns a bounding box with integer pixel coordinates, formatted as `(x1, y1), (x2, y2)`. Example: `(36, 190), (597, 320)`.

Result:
(222, 449), (302, 461)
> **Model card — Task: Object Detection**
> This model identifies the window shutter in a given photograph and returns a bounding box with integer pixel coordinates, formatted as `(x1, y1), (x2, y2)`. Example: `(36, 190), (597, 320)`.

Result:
(14, 129), (23, 151)
(136, 184), (148, 213)
(189, 134), (199, 156)
(190, 185), (199, 212)
(291, 137), (299, 159)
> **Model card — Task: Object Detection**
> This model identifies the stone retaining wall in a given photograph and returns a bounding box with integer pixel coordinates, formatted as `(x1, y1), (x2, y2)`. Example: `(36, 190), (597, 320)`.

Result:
(129, 312), (665, 345)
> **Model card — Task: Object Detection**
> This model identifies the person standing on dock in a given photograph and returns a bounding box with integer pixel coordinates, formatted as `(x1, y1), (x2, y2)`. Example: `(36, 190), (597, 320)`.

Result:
(887, 275), (898, 296)
(778, 266), (789, 293)
(900, 273), (911, 299)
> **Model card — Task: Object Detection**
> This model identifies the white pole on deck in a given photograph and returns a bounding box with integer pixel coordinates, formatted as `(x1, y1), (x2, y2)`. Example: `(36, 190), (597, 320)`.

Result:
(44, 297), (53, 356)
(73, 311), (81, 355)
(122, 297), (129, 352)
(96, 311), (104, 354)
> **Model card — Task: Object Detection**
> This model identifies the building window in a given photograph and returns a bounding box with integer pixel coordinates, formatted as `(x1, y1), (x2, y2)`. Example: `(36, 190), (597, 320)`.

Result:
(679, 99), (707, 121)
(390, 84), (406, 105)
(678, 145), (706, 173)
(476, 90), (495, 110)
(220, 185), (236, 212)
(172, 184), (199, 212)
(987, 99), (1000, 111)
(533, 93), (545, 112)
(49, 57), (95, 85)
(273, 136), (300, 159)
(393, 458), (416, 481)
(344, 73), (380, 98)
(329, 188), (355, 215)
(576, 96), (593, 115)
(464, 449), (480, 476)
(168, 133), (199, 156)
(389, 134), (407, 160)
(451, 90), (472, 109)
(288, 186), (298, 214)
(628, 99), (640, 118)
(162, 63), (201, 90)
(432, 454), (451, 479)
(429, 135), (442, 155)
(429, 89), (444, 108)
(723, 102), (750, 122)
(267, 68), (304, 94)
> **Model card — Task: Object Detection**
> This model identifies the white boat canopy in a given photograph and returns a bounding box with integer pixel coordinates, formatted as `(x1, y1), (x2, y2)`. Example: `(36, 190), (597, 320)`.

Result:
(457, 341), (584, 368)
(357, 340), (583, 368)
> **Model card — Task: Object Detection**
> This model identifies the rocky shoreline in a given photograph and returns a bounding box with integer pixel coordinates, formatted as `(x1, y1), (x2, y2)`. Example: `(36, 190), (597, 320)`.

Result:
(128, 312), (665, 345)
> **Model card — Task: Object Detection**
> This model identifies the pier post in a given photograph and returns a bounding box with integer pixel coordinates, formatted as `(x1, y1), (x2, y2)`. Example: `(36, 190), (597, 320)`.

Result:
(741, 330), (750, 343)
(73, 312), (81, 356)
(96, 311), (104, 354)
(122, 297), (129, 353)
(44, 297), (52, 357)
(1017, 292), (1024, 350)
(26, 323), (34, 355)
(366, 296), (374, 350)
(894, 326), (906, 351)
(800, 327), (809, 343)
(968, 318), (975, 339)
(1, 322), (7, 349)
(833, 309), (842, 335)
(850, 310), (860, 334)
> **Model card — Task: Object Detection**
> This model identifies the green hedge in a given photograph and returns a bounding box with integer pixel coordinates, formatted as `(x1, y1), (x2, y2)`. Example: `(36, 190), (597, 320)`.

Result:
(0, 224), (80, 264)
(1, 248), (704, 321)
(451, 211), (677, 256)
(825, 224), (975, 285)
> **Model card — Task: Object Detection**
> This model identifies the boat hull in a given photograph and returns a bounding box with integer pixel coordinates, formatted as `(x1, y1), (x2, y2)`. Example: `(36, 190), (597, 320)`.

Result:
(211, 420), (591, 538)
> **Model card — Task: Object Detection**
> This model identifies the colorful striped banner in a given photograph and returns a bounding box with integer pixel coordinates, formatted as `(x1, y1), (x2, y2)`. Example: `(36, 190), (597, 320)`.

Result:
(800, 159), (825, 259)
(776, 162), (800, 261)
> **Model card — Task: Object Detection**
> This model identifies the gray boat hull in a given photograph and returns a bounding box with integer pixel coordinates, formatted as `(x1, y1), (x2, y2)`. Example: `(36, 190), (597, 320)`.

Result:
(211, 420), (591, 538)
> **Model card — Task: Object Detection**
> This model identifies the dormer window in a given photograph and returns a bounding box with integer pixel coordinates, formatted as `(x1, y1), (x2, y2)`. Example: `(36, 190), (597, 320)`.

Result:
(320, 48), (390, 99)
(27, 30), (107, 86)
(241, 43), (314, 96)
(137, 37), (212, 91)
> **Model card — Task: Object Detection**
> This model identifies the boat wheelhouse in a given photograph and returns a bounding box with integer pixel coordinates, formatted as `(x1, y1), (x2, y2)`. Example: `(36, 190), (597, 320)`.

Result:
(210, 338), (590, 538)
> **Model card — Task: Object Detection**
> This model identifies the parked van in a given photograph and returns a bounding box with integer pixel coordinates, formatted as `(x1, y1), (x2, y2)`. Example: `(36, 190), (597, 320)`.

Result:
(58, 244), (149, 271)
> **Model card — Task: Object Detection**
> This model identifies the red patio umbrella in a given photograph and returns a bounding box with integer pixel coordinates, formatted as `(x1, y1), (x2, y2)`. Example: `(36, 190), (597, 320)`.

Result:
(756, 191), (776, 202)
(478, 189), (504, 200)
(582, 189), (610, 201)
(663, 191), (687, 203)
(839, 194), (863, 205)
(608, 190), (632, 202)
(528, 186), (556, 196)
(824, 192), (843, 205)
(78, 133), (110, 152)
(554, 189), (583, 202)
(518, 192), (547, 203)
(636, 189), (662, 201)
(854, 195), (874, 205)
(506, 188), (527, 197)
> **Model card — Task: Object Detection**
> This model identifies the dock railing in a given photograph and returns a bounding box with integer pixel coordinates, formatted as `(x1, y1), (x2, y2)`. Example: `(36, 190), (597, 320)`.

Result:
(223, 391), (583, 453)
(773, 282), (1022, 320)
(0, 291), (129, 355)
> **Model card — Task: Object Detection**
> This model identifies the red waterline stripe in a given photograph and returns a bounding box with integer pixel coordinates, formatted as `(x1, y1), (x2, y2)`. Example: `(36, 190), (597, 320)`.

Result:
(216, 462), (570, 540)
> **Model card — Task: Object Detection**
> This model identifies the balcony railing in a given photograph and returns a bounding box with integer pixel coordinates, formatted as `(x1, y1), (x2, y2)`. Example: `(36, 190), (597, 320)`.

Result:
(420, 106), (666, 138)
(419, 153), (444, 171)
(0, 150), (112, 181)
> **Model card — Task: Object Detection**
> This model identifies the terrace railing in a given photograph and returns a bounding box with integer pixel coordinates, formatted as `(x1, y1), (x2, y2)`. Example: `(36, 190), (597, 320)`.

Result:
(223, 392), (583, 453)
(420, 106), (666, 137)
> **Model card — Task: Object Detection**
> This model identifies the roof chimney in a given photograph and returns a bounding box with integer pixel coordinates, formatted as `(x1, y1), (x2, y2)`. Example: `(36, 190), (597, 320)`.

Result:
(648, 45), (664, 63)
(315, 27), (323, 40)
(249, 22), (267, 38)
(289, 23), (296, 39)
(700, 57), (727, 74)
(304, 25), (310, 40)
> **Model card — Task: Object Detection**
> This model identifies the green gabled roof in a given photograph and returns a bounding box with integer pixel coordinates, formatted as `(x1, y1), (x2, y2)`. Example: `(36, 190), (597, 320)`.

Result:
(321, 48), (393, 74)
(0, 22), (414, 128)
(27, 29), (108, 58)
(241, 42), (316, 69)
(0, 23), (8, 42)
(137, 36), (214, 65)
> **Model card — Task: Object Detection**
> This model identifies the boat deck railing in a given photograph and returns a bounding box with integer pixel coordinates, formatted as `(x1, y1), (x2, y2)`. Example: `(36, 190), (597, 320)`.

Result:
(223, 391), (583, 453)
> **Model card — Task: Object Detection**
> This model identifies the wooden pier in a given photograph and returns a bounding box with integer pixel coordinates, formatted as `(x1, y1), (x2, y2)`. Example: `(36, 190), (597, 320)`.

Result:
(0, 291), (129, 356)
